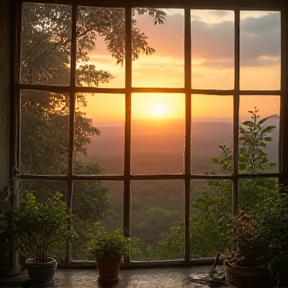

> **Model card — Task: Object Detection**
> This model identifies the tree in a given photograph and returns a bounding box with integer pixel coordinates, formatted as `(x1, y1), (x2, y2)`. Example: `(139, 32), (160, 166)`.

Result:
(20, 3), (166, 260)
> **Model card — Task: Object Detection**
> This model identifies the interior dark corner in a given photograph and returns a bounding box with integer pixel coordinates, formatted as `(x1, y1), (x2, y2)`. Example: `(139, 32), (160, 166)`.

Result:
(1, 0), (288, 287)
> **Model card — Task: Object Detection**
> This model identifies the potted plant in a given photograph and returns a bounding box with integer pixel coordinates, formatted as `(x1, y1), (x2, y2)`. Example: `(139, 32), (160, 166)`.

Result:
(6, 191), (73, 286)
(224, 188), (288, 288)
(87, 223), (138, 283)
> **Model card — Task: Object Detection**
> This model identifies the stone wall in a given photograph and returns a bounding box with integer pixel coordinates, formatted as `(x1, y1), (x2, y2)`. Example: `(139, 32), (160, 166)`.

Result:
(0, 0), (12, 194)
(0, 0), (19, 277)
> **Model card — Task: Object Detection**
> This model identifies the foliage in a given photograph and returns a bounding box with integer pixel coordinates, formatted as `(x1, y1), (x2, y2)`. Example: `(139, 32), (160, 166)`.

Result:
(190, 107), (278, 257)
(6, 191), (73, 263)
(212, 107), (276, 174)
(147, 108), (279, 259)
(86, 223), (138, 261)
(0, 176), (17, 270)
(21, 4), (166, 86)
(227, 188), (288, 276)
(19, 3), (166, 260)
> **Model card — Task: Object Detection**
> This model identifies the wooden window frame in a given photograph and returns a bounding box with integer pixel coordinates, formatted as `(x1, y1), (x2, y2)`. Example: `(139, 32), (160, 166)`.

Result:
(14, 0), (288, 267)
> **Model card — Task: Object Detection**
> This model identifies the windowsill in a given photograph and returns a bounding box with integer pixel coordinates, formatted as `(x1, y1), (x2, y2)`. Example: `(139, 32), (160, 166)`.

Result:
(0, 265), (231, 287)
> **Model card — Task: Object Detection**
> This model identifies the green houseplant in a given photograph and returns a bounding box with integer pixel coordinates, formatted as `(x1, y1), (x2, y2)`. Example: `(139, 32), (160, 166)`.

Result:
(224, 188), (288, 288)
(87, 223), (138, 283)
(7, 191), (73, 286)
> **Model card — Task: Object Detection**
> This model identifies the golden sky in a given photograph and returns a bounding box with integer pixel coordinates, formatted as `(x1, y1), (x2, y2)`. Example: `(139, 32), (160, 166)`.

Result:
(80, 9), (281, 122)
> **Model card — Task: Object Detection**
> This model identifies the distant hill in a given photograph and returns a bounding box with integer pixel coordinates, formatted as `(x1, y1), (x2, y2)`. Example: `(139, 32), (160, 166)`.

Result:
(78, 118), (279, 174)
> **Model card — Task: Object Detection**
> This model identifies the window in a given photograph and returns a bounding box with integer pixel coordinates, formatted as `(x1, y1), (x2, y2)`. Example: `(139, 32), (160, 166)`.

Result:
(16, 0), (288, 266)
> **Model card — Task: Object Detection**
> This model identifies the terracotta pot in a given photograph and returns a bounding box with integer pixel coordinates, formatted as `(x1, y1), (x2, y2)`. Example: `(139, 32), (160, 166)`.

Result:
(26, 257), (57, 286)
(96, 257), (121, 283)
(224, 260), (270, 288)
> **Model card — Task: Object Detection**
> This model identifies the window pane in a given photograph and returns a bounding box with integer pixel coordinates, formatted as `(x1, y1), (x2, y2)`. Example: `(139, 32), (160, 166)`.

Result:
(131, 93), (185, 174)
(239, 96), (280, 173)
(20, 90), (69, 174)
(191, 10), (234, 89)
(71, 181), (122, 260)
(21, 3), (71, 85)
(20, 179), (67, 263)
(132, 8), (184, 87)
(190, 180), (232, 258)
(131, 180), (184, 261)
(77, 7), (125, 88)
(191, 95), (233, 174)
(239, 178), (278, 212)
(240, 11), (281, 90)
(74, 94), (125, 175)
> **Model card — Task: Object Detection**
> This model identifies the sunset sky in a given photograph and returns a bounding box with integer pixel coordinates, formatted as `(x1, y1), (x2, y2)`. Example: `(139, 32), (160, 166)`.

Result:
(80, 9), (281, 123)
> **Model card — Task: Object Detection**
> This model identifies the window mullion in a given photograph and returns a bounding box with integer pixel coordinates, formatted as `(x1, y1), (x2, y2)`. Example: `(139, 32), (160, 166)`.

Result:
(280, 7), (288, 186)
(124, 4), (132, 245)
(233, 9), (240, 216)
(184, 7), (191, 263)
(66, 3), (77, 265)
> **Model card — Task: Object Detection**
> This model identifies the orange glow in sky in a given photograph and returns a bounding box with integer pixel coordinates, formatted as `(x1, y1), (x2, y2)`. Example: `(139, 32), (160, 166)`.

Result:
(152, 104), (166, 117)
(82, 9), (281, 122)
(131, 93), (184, 120)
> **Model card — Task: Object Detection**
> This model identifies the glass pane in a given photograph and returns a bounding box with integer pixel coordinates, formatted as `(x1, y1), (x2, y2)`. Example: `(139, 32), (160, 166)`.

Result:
(190, 180), (232, 258)
(191, 95), (233, 174)
(240, 11), (281, 90)
(132, 8), (184, 87)
(20, 90), (69, 174)
(21, 3), (71, 85)
(74, 94), (125, 175)
(191, 10), (234, 89)
(239, 178), (278, 212)
(71, 181), (123, 260)
(20, 179), (67, 263)
(77, 7), (125, 88)
(239, 96), (280, 173)
(131, 93), (185, 174)
(131, 180), (184, 261)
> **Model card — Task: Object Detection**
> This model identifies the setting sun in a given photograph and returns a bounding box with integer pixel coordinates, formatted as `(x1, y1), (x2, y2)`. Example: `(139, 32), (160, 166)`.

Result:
(152, 104), (166, 117)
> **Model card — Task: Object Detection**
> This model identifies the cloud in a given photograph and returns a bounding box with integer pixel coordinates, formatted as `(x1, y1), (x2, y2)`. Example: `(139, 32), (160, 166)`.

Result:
(192, 11), (280, 68)
(240, 13), (280, 67)
(88, 9), (280, 88)
(192, 19), (234, 60)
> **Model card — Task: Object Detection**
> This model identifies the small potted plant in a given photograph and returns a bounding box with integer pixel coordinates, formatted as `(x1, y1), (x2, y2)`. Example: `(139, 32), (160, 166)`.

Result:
(224, 188), (288, 288)
(7, 191), (73, 286)
(87, 222), (138, 283)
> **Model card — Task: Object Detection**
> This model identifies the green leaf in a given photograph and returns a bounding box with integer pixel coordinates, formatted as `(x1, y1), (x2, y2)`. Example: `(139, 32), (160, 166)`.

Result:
(258, 115), (277, 125)
(260, 126), (276, 136)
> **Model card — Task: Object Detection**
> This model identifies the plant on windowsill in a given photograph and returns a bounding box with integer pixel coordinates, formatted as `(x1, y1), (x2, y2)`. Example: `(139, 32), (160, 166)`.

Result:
(86, 222), (139, 283)
(2, 191), (74, 286)
(224, 188), (288, 288)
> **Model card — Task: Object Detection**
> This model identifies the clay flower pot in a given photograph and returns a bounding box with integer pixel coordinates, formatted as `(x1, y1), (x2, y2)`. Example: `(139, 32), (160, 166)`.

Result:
(96, 257), (122, 283)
